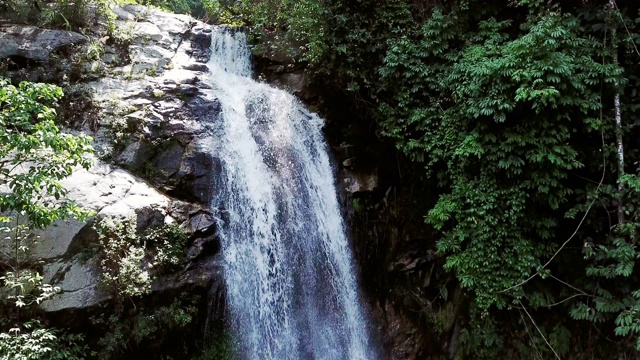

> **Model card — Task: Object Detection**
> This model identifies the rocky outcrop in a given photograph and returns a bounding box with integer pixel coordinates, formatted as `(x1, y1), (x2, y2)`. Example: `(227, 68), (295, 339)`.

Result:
(80, 5), (221, 206)
(0, 5), (224, 319)
(30, 163), (171, 264)
(342, 167), (379, 193)
(42, 257), (106, 312)
(321, 81), (456, 360)
(33, 161), (225, 313)
(0, 25), (87, 63)
(37, 163), (166, 312)
(250, 30), (319, 108)
(333, 142), (470, 360)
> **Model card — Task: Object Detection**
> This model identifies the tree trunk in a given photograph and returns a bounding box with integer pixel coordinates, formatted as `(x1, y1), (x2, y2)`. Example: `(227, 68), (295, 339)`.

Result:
(610, 0), (625, 224)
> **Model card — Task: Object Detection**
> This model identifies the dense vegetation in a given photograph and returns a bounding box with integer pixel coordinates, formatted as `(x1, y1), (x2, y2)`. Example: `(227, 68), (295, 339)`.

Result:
(206, 0), (640, 358)
(0, 78), (94, 359)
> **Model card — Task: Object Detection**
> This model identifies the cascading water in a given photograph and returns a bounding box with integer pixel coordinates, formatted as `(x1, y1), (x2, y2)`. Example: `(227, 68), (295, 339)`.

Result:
(205, 27), (376, 360)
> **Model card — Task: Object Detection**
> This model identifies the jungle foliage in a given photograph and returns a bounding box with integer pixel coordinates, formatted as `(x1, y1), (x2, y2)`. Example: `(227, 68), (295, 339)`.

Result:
(138, 0), (206, 17)
(0, 78), (94, 358)
(215, 0), (640, 357)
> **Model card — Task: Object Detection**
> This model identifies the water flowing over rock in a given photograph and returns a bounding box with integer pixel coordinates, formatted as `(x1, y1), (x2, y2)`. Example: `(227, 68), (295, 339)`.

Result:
(206, 28), (377, 360)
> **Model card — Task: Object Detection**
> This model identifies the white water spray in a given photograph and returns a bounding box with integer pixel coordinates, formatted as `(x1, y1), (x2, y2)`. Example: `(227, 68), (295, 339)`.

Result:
(206, 27), (376, 360)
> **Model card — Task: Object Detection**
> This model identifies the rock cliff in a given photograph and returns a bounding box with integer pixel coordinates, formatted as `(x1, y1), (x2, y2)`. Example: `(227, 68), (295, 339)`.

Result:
(1, 4), (226, 356)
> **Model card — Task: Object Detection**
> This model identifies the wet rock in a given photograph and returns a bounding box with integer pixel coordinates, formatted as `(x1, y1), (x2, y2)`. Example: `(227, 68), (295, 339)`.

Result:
(180, 76), (200, 85)
(276, 71), (306, 94)
(377, 303), (428, 360)
(187, 96), (221, 121)
(164, 118), (197, 137)
(182, 63), (209, 72)
(333, 143), (356, 161)
(342, 167), (379, 193)
(171, 148), (222, 204)
(151, 255), (222, 293)
(190, 26), (213, 63)
(153, 99), (181, 115)
(186, 212), (217, 237)
(186, 234), (220, 261)
(191, 26), (212, 49)
(205, 262), (226, 327)
(342, 157), (356, 168)
(180, 84), (200, 96)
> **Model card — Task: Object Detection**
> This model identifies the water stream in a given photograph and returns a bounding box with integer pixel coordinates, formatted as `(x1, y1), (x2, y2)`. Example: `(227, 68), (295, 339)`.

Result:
(206, 27), (376, 360)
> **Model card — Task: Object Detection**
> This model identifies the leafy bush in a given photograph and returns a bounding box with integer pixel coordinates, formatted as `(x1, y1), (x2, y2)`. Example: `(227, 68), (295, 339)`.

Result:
(0, 77), (94, 360)
(94, 216), (187, 298)
(145, 222), (188, 270)
(0, 321), (89, 360)
(139, 0), (205, 17)
(192, 331), (235, 360)
(91, 296), (198, 359)
(94, 216), (152, 298)
(0, 78), (94, 228)
(257, 0), (640, 357)
(41, 0), (91, 29)
(201, 0), (326, 62)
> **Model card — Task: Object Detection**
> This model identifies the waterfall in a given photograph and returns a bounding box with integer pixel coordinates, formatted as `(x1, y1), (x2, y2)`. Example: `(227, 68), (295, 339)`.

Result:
(205, 27), (376, 360)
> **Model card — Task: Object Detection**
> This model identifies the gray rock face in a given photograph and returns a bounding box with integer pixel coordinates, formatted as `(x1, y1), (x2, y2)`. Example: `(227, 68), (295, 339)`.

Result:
(0, 6), (225, 314)
(0, 25), (87, 62)
(37, 162), (173, 311)
(37, 158), (225, 312)
(62, 163), (171, 219)
(42, 256), (107, 312)
(277, 72), (306, 94)
(31, 219), (87, 260)
(79, 5), (221, 206)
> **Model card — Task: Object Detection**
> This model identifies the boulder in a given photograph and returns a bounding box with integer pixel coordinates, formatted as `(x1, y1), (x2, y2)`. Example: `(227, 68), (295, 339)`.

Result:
(31, 219), (87, 260)
(61, 162), (170, 219)
(187, 96), (221, 121)
(41, 256), (107, 312)
(151, 255), (222, 293)
(0, 25), (86, 63)
(155, 142), (185, 178)
(185, 211), (217, 237)
(171, 145), (222, 204)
